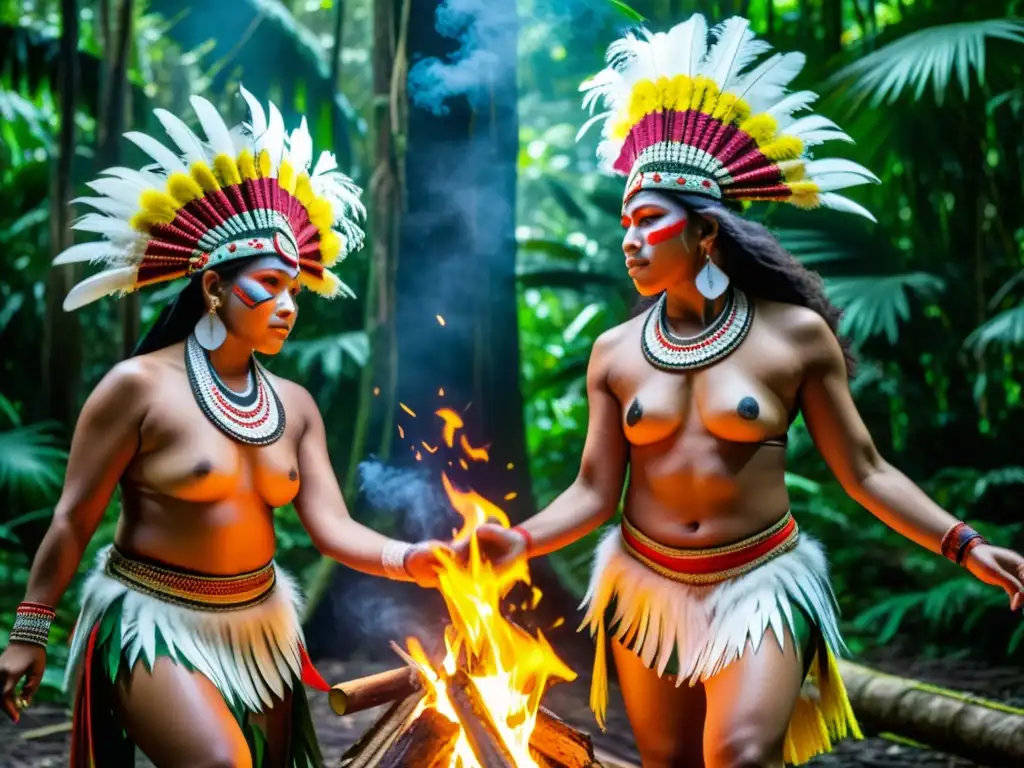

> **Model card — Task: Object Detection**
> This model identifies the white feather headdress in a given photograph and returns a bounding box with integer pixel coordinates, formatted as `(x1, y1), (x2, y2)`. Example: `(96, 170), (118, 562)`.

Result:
(55, 85), (366, 311)
(578, 14), (879, 221)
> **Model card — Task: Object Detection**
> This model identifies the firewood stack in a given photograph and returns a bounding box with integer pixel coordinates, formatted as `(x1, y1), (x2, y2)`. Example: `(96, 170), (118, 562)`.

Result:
(331, 664), (603, 768)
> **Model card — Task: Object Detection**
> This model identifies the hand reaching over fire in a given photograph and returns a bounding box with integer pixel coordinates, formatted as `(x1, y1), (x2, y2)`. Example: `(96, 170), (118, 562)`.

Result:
(404, 539), (457, 588)
(451, 522), (529, 572)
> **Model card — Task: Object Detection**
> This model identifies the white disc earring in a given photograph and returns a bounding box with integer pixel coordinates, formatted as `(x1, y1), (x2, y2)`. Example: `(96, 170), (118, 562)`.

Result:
(695, 252), (729, 300)
(194, 304), (227, 350)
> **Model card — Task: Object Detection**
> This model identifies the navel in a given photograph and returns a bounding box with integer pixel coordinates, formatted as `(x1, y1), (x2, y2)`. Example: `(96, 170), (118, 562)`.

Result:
(193, 460), (213, 477)
(737, 396), (760, 421)
(626, 398), (644, 427)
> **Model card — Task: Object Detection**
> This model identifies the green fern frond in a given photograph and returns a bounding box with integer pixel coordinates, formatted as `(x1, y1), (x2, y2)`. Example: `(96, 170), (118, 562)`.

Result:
(964, 305), (1024, 354)
(826, 273), (945, 344)
(280, 331), (369, 378)
(829, 18), (1024, 107)
(0, 423), (67, 506)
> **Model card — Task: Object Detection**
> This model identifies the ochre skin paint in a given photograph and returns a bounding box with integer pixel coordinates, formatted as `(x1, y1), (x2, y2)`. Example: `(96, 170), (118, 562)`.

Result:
(645, 218), (687, 246)
(232, 276), (275, 309)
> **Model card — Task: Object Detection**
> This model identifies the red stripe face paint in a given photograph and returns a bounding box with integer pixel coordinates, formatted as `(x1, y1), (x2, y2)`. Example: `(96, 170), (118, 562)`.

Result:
(233, 276), (274, 309)
(645, 218), (687, 246)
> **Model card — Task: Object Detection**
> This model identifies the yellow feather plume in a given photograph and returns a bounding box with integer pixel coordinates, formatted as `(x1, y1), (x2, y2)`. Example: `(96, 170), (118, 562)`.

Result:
(238, 150), (259, 182)
(786, 181), (822, 208)
(213, 154), (242, 187)
(306, 197), (334, 232)
(319, 230), (341, 267)
(257, 149), (272, 178)
(167, 173), (204, 205)
(778, 160), (807, 181)
(761, 136), (805, 161)
(278, 160), (296, 195)
(689, 75), (712, 112)
(675, 75), (693, 113)
(300, 268), (342, 298)
(699, 81), (721, 115)
(294, 174), (314, 207)
(130, 190), (179, 230)
(739, 113), (778, 146)
(190, 162), (220, 193)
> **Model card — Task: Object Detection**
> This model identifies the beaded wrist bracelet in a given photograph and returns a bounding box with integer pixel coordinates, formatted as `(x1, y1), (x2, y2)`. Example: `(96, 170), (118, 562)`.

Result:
(381, 540), (413, 580)
(941, 522), (987, 566)
(9, 602), (56, 647)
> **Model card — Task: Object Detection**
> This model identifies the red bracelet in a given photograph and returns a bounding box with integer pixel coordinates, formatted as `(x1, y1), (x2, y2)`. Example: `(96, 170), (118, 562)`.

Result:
(941, 522), (987, 566)
(512, 526), (533, 554)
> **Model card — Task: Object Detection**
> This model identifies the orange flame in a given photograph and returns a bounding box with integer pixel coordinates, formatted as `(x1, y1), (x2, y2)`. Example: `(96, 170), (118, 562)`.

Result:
(402, 436), (576, 766)
(437, 408), (464, 448)
(459, 434), (490, 462)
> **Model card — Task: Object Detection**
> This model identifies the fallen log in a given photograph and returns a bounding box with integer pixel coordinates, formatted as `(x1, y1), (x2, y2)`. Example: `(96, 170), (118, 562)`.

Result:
(338, 692), (424, 768)
(329, 665), (421, 716)
(375, 707), (459, 768)
(837, 659), (1024, 767)
(530, 706), (600, 768)
(448, 667), (517, 768)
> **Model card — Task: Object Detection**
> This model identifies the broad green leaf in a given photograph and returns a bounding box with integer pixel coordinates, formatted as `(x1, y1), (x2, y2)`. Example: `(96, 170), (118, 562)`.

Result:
(964, 305), (1024, 354)
(825, 273), (945, 344)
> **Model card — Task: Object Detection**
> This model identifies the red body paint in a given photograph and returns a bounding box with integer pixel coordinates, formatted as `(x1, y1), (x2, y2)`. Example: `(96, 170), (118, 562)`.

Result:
(646, 218), (687, 246)
(233, 276), (274, 309)
(621, 215), (632, 229)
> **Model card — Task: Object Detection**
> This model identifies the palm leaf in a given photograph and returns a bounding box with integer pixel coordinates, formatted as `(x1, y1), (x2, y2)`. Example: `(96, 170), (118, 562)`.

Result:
(825, 273), (946, 344)
(964, 305), (1024, 354)
(606, 0), (645, 23)
(0, 423), (67, 504)
(517, 238), (588, 263)
(282, 331), (370, 378)
(828, 18), (1024, 107)
(517, 268), (621, 290)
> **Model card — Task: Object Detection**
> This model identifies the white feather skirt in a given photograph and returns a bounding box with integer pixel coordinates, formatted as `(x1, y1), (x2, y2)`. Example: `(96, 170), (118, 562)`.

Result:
(578, 524), (862, 763)
(64, 544), (307, 715)
(579, 525), (846, 685)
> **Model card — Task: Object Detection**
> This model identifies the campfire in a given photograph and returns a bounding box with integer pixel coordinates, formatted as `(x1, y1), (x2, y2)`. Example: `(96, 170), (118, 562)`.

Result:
(331, 409), (602, 767)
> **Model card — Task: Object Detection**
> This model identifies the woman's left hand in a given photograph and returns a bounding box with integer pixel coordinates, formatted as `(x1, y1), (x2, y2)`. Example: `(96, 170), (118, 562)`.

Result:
(403, 539), (453, 588)
(965, 544), (1024, 611)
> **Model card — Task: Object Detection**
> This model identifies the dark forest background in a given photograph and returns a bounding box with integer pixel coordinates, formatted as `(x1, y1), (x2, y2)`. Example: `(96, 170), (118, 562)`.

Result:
(1, 0), (1023, 715)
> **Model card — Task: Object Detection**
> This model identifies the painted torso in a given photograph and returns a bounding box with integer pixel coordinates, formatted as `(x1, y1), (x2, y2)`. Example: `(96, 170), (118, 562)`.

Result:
(604, 298), (808, 548)
(116, 342), (302, 574)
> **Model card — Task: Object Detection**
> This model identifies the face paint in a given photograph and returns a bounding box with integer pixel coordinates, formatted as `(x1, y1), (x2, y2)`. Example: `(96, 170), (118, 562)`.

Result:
(232, 276), (275, 309)
(621, 215), (632, 229)
(645, 218), (687, 246)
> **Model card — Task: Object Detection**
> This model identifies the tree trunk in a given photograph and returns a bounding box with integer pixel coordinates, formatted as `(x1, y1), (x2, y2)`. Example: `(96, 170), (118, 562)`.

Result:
(394, 0), (532, 520)
(42, 0), (81, 428)
(301, 0), (407, 626)
(97, 0), (137, 359)
(837, 660), (1024, 767)
(821, 0), (843, 57)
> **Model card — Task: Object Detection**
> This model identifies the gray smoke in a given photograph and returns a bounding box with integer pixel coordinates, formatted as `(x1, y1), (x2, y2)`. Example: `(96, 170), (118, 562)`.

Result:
(357, 458), (459, 541)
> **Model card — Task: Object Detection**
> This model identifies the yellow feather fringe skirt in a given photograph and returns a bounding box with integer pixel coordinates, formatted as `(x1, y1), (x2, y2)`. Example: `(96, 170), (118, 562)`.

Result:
(578, 520), (862, 765)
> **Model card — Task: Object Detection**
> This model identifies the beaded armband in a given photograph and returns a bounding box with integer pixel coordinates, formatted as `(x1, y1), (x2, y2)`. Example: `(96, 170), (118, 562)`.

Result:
(9, 602), (56, 647)
(941, 522), (987, 566)
(381, 540), (412, 580)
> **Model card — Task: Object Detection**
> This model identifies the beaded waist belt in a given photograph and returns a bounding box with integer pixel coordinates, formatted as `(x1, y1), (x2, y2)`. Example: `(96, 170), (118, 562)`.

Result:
(620, 511), (799, 585)
(104, 547), (277, 611)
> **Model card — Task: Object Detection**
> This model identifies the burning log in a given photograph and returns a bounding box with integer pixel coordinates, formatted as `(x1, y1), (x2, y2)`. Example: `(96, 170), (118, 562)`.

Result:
(376, 708), (460, 768)
(448, 667), (518, 768)
(338, 692), (424, 768)
(330, 665), (422, 716)
(530, 707), (600, 768)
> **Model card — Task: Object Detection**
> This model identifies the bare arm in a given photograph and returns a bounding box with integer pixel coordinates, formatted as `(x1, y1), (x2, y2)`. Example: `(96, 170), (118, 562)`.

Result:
(799, 316), (960, 554)
(291, 387), (416, 581)
(517, 331), (629, 558)
(22, 362), (148, 609)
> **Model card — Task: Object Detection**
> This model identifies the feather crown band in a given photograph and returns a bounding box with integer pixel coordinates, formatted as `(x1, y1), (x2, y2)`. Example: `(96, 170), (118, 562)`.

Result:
(577, 14), (879, 221)
(55, 85), (366, 311)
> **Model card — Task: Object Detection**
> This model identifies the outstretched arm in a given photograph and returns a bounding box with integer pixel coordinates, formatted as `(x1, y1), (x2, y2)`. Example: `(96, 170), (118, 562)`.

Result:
(799, 315), (1024, 607)
(291, 387), (444, 584)
(512, 330), (629, 558)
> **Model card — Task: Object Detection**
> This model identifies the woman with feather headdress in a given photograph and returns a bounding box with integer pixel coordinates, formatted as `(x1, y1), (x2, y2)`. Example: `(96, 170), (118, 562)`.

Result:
(460, 15), (1024, 767)
(0, 87), (449, 767)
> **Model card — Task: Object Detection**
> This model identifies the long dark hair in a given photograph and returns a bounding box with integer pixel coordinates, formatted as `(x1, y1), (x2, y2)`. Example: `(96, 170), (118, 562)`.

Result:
(131, 260), (250, 357)
(634, 192), (857, 377)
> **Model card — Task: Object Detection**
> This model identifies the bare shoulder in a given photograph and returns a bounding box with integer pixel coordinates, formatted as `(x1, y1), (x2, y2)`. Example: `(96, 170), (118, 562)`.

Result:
(756, 299), (843, 368)
(263, 371), (320, 430)
(593, 312), (643, 358)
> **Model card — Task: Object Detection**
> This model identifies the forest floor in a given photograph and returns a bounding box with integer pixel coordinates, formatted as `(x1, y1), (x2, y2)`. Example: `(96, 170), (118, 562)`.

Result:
(2, 645), (1021, 768)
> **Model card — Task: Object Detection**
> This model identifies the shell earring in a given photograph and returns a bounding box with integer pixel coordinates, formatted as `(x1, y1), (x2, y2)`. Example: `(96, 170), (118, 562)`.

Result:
(695, 245), (729, 301)
(194, 297), (227, 350)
